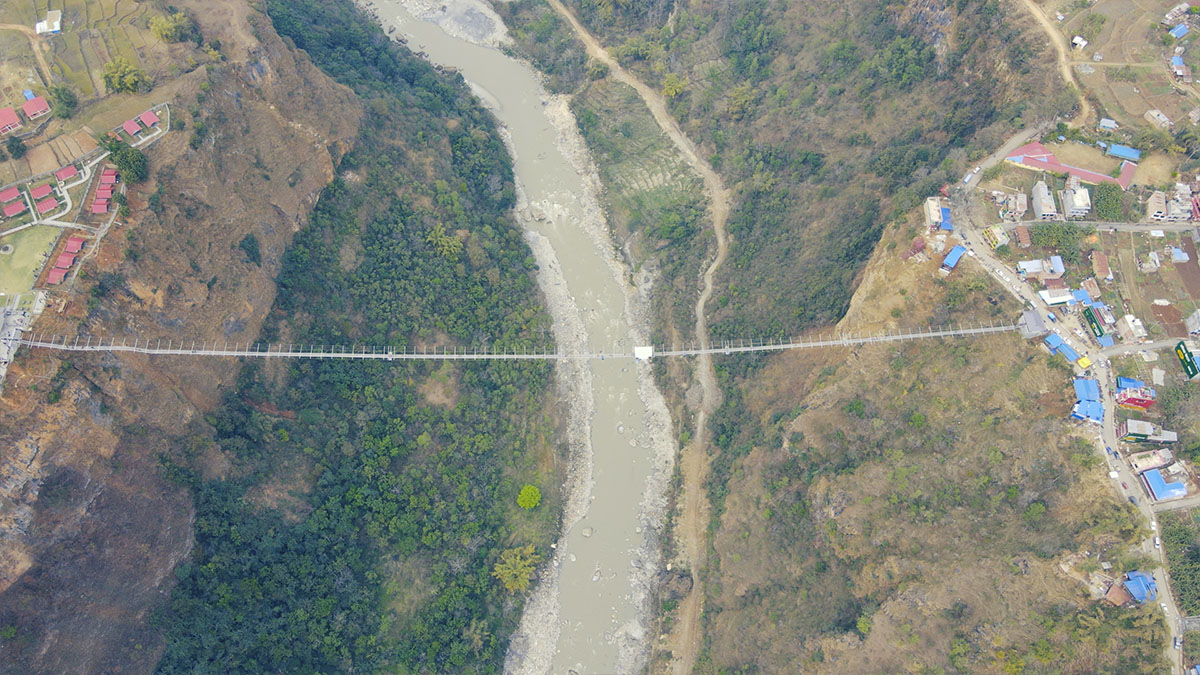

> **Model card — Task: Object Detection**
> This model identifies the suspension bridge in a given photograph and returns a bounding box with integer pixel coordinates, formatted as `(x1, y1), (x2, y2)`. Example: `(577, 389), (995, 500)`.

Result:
(3, 322), (1018, 362)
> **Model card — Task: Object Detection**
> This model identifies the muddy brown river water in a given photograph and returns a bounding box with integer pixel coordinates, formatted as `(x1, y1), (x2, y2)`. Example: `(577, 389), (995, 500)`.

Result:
(361, 3), (677, 673)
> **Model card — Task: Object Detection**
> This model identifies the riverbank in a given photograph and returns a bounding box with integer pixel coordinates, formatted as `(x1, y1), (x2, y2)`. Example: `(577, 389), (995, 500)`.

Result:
(355, 1), (678, 672)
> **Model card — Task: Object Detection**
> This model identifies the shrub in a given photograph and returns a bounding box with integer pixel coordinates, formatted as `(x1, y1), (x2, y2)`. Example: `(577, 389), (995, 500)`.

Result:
(517, 484), (541, 509)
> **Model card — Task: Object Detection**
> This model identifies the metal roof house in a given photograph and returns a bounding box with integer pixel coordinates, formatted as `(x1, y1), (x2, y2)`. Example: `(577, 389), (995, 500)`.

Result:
(1073, 378), (1101, 402)
(1123, 571), (1158, 603)
(1098, 118), (1119, 131)
(1171, 23), (1190, 40)
(1145, 468), (1187, 501)
(1106, 144), (1142, 162)
(941, 245), (966, 271)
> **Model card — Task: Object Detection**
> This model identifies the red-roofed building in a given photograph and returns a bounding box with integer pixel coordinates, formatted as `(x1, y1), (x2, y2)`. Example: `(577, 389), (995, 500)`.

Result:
(1005, 142), (1138, 190)
(35, 197), (58, 214)
(91, 201), (108, 215)
(54, 165), (78, 182)
(0, 107), (21, 134)
(0, 187), (19, 203)
(100, 172), (118, 185)
(2, 201), (25, 218)
(122, 119), (142, 136)
(65, 236), (85, 253)
(46, 268), (67, 285)
(55, 252), (75, 269)
(95, 187), (113, 199)
(29, 184), (53, 200)
(21, 96), (50, 120)
(139, 109), (160, 127)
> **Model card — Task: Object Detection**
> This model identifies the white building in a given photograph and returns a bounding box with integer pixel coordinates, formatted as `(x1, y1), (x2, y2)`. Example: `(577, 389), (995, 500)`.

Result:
(1145, 109), (1173, 129)
(1186, 308), (1200, 334)
(1032, 181), (1058, 220)
(1058, 176), (1091, 219)
(1147, 191), (1167, 221)
(34, 10), (60, 35)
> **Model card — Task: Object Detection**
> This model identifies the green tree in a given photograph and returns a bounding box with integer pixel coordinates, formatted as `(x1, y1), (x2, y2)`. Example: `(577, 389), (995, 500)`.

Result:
(1094, 182), (1123, 220)
(492, 544), (542, 593)
(1024, 501), (1046, 528)
(5, 136), (26, 160)
(239, 234), (262, 266)
(50, 85), (77, 119)
(425, 223), (463, 258)
(150, 12), (199, 43)
(102, 57), (150, 94)
(517, 484), (541, 509)
(105, 143), (149, 183)
(662, 72), (688, 99)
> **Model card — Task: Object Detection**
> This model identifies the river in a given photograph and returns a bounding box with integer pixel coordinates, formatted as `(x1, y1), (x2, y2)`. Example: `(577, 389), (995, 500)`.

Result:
(357, 2), (677, 673)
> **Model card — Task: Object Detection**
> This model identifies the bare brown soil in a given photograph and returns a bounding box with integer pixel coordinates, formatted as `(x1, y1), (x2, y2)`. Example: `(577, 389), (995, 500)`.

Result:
(1178, 239), (1200, 301)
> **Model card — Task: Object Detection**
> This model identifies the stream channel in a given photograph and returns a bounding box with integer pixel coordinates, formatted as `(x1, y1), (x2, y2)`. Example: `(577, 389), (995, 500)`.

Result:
(359, 2), (677, 673)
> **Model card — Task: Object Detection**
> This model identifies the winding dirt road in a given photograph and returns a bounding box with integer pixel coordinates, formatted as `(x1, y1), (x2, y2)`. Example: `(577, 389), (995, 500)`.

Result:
(1015, 0), (1092, 127)
(545, 1), (729, 671)
(0, 24), (52, 88)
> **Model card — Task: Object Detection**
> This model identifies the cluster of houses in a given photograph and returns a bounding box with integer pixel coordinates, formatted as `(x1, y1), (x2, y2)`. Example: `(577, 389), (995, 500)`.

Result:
(0, 181), (59, 222)
(119, 110), (160, 142)
(0, 92), (51, 136)
(1146, 182), (1200, 222)
(46, 236), (86, 286)
(92, 168), (118, 216)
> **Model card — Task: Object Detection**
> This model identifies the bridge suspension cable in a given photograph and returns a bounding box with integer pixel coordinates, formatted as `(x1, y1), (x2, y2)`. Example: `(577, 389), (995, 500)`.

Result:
(4, 322), (1018, 362)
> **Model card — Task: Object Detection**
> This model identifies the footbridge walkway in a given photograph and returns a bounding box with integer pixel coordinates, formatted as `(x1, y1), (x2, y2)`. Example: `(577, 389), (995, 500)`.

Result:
(5, 322), (1017, 362)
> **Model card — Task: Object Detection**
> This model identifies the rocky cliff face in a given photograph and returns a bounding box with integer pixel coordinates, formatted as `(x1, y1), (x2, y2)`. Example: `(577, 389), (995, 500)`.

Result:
(0, 3), (361, 671)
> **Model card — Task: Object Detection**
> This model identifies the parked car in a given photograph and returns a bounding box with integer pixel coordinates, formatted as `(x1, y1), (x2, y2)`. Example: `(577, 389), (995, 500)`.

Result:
(1155, 537), (1161, 549)
(1175, 636), (1182, 650)
(1121, 482), (1128, 489)
(1128, 496), (1138, 505)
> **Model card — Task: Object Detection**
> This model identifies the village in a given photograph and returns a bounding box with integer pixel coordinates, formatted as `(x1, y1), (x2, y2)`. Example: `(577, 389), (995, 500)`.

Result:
(903, 5), (1200, 661)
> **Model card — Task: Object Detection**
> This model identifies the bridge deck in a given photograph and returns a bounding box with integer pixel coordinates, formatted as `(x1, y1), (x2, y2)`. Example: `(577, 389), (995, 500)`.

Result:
(4, 324), (1017, 361)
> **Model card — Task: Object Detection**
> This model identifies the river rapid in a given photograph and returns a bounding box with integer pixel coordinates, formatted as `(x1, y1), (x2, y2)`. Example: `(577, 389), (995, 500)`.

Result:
(355, 2), (677, 673)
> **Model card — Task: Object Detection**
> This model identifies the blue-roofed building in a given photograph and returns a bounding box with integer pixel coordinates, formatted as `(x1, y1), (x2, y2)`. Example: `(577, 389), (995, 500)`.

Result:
(1145, 469), (1188, 501)
(1049, 255), (1065, 277)
(940, 207), (953, 231)
(1072, 289), (1093, 305)
(1171, 23), (1190, 39)
(1123, 571), (1158, 604)
(1106, 143), (1142, 162)
(1059, 343), (1080, 362)
(1071, 400), (1104, 423)
(1173, 55), (1185, 67)
(1098, 335), (1115, 347)
(1074, 378), (1101, 401)
(1117, 376), (1145, 391)
(942, 245), (966, 271)
(22, 89), (34, 101)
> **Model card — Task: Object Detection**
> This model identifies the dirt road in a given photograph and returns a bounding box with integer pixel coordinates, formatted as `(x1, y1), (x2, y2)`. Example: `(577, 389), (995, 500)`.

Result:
(545, 1), (730, 671)
(1015, 0), (1091, 127)
(0, 24), (52, 88)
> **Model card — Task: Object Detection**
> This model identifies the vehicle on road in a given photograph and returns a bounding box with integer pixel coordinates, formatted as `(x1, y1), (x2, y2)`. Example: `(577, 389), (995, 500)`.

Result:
(1155, 537), (1161, 549)
(973, 166), (982, 174)
(1175, 636), (1182, 650)
(1121, 482), (1128, 489)
(962, 173), (972, 184)
(1151, 521), (1157, 531)
(1129, 496), (1138, 505)
(1162, 602), (1169, 613)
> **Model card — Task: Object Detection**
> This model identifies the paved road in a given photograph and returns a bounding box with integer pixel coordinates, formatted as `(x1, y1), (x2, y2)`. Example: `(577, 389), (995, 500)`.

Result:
(996, 220), (1197, 234)
(953, 176), (1184, 673)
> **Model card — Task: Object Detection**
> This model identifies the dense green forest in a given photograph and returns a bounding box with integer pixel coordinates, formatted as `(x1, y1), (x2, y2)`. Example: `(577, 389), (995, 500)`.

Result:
(154, 1), (556, 672)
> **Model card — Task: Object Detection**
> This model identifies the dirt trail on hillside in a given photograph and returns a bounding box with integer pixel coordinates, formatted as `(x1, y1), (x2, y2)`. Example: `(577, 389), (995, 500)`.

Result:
(1014, 0), (1092, 127)
(545, 1), (730, 671)
(0, 24), (51, 87)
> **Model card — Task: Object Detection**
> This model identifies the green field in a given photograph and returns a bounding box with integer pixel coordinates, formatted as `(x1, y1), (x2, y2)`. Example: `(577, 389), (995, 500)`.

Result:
(0, 225), (59, 294)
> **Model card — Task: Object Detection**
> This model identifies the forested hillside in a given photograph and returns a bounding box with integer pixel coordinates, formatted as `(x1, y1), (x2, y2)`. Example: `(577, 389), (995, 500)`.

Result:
(504, 0), (1071, 339)
(154, 1), (558, 672)
(495, 0), (1160, 672)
